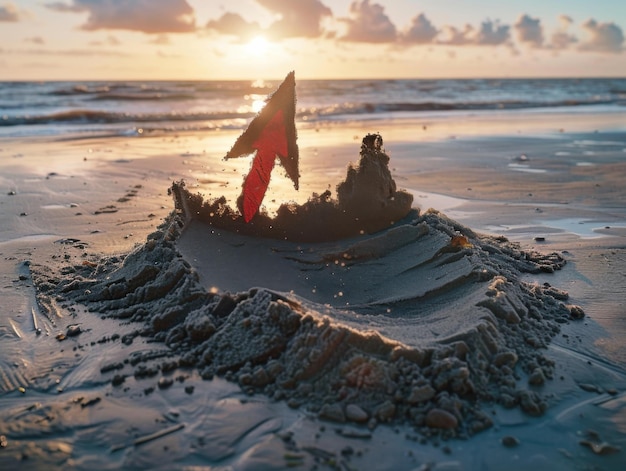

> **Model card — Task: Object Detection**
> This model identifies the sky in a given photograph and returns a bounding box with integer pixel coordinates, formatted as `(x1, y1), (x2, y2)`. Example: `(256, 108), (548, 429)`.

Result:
(0, 0), (625, 80)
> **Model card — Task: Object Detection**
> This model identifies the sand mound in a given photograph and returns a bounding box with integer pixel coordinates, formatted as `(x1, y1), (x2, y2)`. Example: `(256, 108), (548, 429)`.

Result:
(31, 207), (584, 438)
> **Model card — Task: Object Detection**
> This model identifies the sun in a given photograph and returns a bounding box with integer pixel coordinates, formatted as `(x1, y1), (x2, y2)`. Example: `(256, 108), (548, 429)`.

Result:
(246, 35), (269, 55)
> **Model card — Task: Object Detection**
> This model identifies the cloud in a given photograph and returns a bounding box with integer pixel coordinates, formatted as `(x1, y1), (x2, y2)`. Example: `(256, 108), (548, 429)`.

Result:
(24, 36), (45, 45)
(475, 20), (510, 46)
(339, 0), (396, 43)
(89, 34), (119, 46)
(0, 2), (19, 21)
(206, 12), (261, 40)
(440, 20), (510, 47)
(9, 47), (129, 57)
(579, 19), (624, 53)
(514, 14), (543, 47)
(45, 1), (82, 13)
(257, 0), (332, 39)
(149, 34), (170, 45)
(45, 0), (196, 33)
(157, 50), (181, 58)
(440, 24), (475, 45)
(559, 15), (574, 28)
(551, 31), (577, 50)
(207, 1), (332, 41)
(400, 13), (438, 45)
(550, 15), (577, 50)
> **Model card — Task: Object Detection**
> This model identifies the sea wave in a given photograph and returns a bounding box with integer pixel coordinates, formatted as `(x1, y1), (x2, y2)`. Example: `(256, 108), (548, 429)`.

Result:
(1, 78), (625, 138)
(0, 109), (252, 126)
(1, 98), (621, 130)
(45, 81), (273, 100)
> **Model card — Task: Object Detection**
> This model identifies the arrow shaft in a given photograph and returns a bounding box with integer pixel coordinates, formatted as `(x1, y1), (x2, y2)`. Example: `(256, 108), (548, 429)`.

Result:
(240, 108), (288, 222)
(242, 148), (276, 222)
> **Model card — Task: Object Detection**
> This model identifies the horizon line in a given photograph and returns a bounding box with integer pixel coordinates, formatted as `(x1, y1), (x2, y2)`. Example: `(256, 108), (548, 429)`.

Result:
(1, 75), (626, 82)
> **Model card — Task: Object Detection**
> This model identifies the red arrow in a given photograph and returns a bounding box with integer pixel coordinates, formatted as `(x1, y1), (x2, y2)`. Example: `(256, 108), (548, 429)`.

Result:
(241, 109), (287, 222)
(225, 72), (299, 222)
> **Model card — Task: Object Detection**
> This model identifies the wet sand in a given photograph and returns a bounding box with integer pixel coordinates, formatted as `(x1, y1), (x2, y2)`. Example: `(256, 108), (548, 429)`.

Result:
(1, 110), (625, 470)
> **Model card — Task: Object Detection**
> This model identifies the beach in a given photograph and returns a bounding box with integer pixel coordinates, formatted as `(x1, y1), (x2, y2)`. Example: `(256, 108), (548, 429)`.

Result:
(1, 84), (626, 470)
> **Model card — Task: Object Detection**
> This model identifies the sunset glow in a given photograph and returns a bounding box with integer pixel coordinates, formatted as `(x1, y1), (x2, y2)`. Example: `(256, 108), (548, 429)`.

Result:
(247, 35), (270, 56)
(0, 0), (624, 80)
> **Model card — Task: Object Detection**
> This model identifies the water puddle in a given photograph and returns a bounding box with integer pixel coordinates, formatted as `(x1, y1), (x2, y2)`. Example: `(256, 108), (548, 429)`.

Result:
(408, 189), (468, 211)
(487, 218), (626, 239)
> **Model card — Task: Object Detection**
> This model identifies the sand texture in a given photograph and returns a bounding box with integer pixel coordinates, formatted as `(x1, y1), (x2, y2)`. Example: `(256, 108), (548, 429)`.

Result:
(29, 200), (588, 436)
(1, 117), (625, 470)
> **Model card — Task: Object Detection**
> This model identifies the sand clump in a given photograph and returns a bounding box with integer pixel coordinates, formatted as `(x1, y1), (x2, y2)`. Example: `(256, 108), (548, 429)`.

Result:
(31, 191), (585, 440)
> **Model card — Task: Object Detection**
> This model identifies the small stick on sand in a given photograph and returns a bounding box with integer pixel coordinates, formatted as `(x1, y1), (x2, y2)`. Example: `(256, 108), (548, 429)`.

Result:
(31, 307), (41, 335)
(110, 423), (185, 452)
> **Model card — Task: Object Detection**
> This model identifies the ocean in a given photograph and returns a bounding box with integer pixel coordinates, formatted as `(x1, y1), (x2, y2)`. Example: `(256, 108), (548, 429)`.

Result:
(1, 78), (625, 139)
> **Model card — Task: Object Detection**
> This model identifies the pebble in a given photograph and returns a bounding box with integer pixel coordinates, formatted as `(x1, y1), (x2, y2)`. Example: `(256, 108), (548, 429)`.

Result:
(319, 403), (346, 423)
(569, 305), (585, 320)
(501, 435), (520, 447)
(454, 341), (469, 359)
(80, 397), (101, 408)
(341, 446), (354, 456)
(499, 393), (517, 408)
(518, 390), (546, 416)
(238, 373), (252, 386)
(158, 377), (174, 389)
(493, 351), (518, 368)
(528, 368), (546, 386)
(374, 400), (396, 423)
(578, 383), (600, 393)
(580, 440), (621, 455)
(251, 366), (270, 387)
(111, 374), (125, 386)
(66, 325), (81, 337)
(425, 408), (458, 430)
(345, 404), (369, 423)
(408, 385), (436, 404)
(100, 362), (124, 374)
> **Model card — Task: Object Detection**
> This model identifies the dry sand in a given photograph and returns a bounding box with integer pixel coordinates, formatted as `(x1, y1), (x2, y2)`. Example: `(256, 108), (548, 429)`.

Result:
(1, 111), (625, 470)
